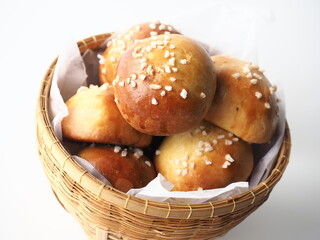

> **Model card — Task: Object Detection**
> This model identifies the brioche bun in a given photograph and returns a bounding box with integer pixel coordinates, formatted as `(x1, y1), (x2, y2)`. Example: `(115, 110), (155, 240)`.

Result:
(154, 121), (254, 191)
(205, 55), (279, 143)
(78, 145), (157, 192)
(99, 21), (180, 85)
(61, 84), (152, 147)
(114, 34), (216, 136)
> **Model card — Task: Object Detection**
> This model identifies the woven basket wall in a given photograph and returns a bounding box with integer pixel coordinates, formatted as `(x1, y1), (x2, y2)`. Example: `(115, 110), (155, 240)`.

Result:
(36, 33), (291, 240)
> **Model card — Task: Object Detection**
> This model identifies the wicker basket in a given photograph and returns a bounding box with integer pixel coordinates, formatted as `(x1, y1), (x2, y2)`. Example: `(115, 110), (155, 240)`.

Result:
(36, 33), (291, 240)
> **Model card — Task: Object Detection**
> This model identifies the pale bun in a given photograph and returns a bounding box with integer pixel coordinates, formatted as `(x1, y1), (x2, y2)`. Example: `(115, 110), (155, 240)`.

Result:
(61, 84), (152, 147)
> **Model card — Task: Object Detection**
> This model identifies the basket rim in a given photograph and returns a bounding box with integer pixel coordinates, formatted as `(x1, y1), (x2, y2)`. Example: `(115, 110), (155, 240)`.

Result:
(36, 33), (291, 219)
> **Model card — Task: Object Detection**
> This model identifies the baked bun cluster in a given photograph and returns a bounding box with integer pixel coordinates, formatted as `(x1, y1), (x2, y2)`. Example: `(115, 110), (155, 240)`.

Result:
(61, 21), (280, 192)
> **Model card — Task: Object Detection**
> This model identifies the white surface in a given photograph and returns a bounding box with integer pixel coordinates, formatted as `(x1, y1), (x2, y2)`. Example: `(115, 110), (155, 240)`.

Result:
(0, 0), (319, 239)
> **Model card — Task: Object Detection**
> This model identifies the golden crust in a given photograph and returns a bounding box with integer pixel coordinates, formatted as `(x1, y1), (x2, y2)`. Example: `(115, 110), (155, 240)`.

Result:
(99, 21), (180, 85)
(114, 34), (216, 136)
(154, 121), (254, 191)
(61, 85), (152, 147)
(78, 146), (157, 192)
(205, 55), (279, 143)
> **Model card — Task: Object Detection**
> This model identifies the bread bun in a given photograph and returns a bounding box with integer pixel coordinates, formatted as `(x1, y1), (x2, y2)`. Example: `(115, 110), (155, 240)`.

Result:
(154, 121), (253, 191)
(78, 145), (157, 192)
(113, 34), (216, 136)
(61, 84), (152, 147)
(205, 55), (279, 143)
(99, 21), (180, 85)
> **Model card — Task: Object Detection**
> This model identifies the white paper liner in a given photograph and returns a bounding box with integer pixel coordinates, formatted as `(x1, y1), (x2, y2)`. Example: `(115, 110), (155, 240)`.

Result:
(49, 41), (88, 140)
(128, 174), (249, 204)
(48, 4), (285, 204)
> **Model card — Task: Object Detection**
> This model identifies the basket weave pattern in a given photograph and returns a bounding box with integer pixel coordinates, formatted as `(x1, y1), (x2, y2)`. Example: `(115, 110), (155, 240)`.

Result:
(36, 34), (291, 240)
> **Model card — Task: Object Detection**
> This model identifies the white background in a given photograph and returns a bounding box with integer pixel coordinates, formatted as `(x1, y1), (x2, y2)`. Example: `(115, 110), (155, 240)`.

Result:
(0, 0), (319, 239)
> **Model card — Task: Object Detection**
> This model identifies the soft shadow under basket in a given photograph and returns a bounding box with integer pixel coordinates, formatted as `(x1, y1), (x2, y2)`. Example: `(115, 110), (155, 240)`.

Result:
(36, 33), (291, 240)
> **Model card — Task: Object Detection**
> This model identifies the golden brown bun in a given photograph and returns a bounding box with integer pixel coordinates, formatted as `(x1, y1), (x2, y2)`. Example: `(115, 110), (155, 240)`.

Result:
(61, 84), (152, 147)
(205, 55), (279, 143)
(154, 121), (253, 191)
(78, 146), (157, 192)
(99, 21), (180, 85)
(113, 34), (216, 136)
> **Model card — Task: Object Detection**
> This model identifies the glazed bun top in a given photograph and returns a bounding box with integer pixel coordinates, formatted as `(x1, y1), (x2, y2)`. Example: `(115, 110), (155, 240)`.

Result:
(99, 21), (180, 85)
(61, 84), (152, 147)
(154, 121), (254, 191)
(205, 55), (279, 143)
(113, 34), (216, 136)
